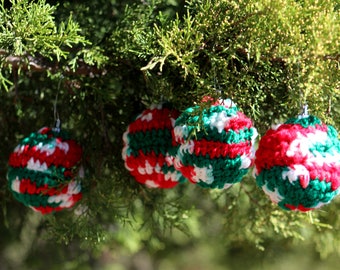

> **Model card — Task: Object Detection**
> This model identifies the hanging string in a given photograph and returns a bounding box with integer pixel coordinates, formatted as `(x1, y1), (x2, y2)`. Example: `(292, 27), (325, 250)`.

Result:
(327, 95), (332, 116)
(212, 51), (223, 99)
(297, 62), (308, 119)
(53, 75), (63, 132)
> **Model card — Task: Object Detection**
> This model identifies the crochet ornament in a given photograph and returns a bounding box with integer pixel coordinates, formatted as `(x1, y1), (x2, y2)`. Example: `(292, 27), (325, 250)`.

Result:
(122, 103), (186, 188)
(173, 98), (258, 189)
(254, 115), (340, 211)
(7, 127), (83, 214)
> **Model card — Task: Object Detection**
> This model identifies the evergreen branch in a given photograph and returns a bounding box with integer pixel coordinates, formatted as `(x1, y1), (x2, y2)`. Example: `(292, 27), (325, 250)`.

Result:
(0, 49), (106, 76)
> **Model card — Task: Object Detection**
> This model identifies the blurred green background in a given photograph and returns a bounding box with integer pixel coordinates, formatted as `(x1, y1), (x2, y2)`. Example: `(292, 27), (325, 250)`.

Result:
(1, 0), (340, 269)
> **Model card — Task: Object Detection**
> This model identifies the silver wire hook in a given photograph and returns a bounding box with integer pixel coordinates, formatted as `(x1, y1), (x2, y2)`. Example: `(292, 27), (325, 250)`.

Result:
(298, 104), (309, 119)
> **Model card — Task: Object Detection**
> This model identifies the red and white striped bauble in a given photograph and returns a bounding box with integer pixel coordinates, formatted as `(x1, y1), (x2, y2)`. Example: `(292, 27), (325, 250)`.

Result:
(122, 103), (186, 188)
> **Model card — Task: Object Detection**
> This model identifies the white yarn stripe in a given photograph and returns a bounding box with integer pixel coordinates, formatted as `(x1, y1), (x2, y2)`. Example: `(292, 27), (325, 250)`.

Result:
(192, 165), (214, 184)
(11, 177), (21, 193)
(164, 171), (182, 182)
(14, 140), (70, 156)
(141, 112), (153, 121)
(239, 155), (252, 169)
(287, 130), (325, 157)
(122, 131), (135, 171)
(209, 111), (236, 133)
(35, 140), (70, 155)
(218, 98), (235, 108)
(262, 184), (283, 204)
(145, 180), (159, 188)
(281, 164), (310, 184)
(174, 125), (189, 141)
(223, 183), (233, 189)
(178, 140), (194, 155)
(47, 181), (81, 207)
(26, 157), (49, 172)
(48, 194), (74, 207)
(286, 129), (340, 170)
(137, 160), (154, 175)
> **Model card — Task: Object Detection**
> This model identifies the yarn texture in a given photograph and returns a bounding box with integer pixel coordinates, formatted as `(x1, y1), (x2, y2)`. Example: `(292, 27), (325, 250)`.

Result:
(173, 98), (258, 189)
(122, 103), (186, 188)
(255, 115), (340, 211)
(7, 127), (83, 214)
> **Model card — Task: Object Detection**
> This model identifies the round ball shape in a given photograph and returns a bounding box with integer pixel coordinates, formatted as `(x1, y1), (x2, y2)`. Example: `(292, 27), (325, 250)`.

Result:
(7, 127), (83, 214)
(122, 103), (186, 188)
(173, 98), (258, 189)
(255, 115), (340, 211)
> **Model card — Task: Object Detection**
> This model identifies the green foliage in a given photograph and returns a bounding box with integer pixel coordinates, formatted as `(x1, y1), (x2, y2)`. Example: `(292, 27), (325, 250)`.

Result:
(139, 0), (339, 128)
(0, 0), (107, 91)
(0, 0), (340, 269)
(0, 0), (85, 57)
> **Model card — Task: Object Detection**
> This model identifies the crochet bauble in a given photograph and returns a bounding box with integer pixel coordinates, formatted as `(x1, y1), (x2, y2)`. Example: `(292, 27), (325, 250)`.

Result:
(122, 103), (186, 188)
(173, 98), (258, 189)
(7, 127), (83, 214)
(254, 115), (340, 211)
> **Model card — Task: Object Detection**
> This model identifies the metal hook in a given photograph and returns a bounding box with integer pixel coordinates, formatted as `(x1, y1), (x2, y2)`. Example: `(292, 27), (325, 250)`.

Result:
(53, 113), (61, 133)
(298, 104), (309, 119)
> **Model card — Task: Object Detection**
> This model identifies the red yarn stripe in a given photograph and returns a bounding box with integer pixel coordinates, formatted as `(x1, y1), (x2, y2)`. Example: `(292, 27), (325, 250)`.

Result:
(125, 151), (178, 188)
(223, 112), (254, 132)
(39, 127), (53, 135)
(255, 123), (328, 173)
(177, 164), (196, 184)
(284, 204), (314, 212)
(305, 162), (340, 190)
(8, 140), (82, 169)
(192, 139), (252, 159)
(19, 179), (72, 195)
(125, 150), (166, 168)
(33, 206), (64, 214)
(130, 171), (179, 188)
(128, 108), (179, 133)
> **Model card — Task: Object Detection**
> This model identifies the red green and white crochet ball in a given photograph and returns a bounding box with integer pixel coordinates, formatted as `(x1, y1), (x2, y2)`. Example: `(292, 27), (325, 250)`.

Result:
(255, 116), (340, 211)
(7, 127), (83, 214)
(173, 98), (258, 189)
(122, 103), (186, 188)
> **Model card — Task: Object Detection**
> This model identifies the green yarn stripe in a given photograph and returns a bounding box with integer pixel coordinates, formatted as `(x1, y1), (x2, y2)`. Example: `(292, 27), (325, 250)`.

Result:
(127, 128), (173, 156)
(176, 105), (238, 121)
(180, 154), (247, 183)
(278, 179), (338, 210)
(175, 127), (255, 148)
(19, 130), (70, 147)
(161, 163), (178, 174)
(11, 192), (61, 208)
(175, 106), (239, 136)
(178, 105), (239, 120)
(284, 115), (322, 127)
(256, 166), (338, 209)
(197, 171), (247, 188)
(188, 127), (256, 144)
(8, 167), (71, 187)
(309, 125), (340, 157)
(180, 151), (242, 167)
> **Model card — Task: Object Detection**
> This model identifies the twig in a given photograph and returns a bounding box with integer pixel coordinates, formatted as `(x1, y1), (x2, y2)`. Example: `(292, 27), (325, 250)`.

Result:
(0, 49), (106, 77)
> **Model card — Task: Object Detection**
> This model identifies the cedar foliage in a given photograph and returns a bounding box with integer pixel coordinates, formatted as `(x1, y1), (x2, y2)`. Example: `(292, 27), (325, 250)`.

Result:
(0, 0), (339, 269)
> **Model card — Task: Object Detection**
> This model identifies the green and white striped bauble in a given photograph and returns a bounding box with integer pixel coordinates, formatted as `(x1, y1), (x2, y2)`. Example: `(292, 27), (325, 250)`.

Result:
(173, 98), (258, 189)
(7, 127), (83, 214)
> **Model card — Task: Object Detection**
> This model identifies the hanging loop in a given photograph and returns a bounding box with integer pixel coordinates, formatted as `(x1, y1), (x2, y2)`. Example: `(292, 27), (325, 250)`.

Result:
(53, 75), (63, 132)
